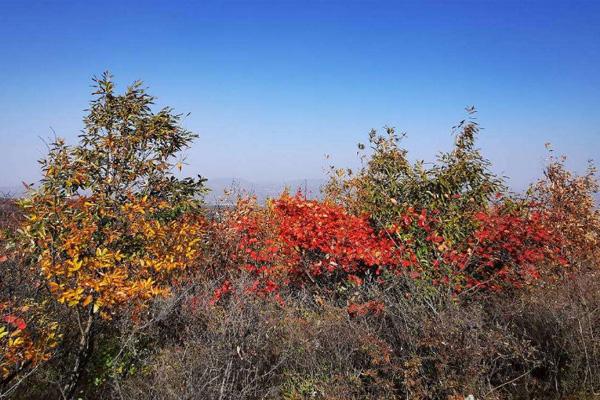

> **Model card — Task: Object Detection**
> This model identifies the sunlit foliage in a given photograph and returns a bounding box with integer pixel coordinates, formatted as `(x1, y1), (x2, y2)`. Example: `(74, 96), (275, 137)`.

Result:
(14, 72), (205, 398)
(0, 76), (597, 399)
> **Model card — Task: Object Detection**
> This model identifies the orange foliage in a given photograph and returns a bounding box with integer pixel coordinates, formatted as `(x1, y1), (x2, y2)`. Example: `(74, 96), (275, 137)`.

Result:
(23, 194), (204, 318)
(529, 150), (600, 269)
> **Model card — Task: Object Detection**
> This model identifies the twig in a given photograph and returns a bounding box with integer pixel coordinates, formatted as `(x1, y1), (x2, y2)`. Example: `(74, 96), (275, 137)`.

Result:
(484, 368), (533, 397)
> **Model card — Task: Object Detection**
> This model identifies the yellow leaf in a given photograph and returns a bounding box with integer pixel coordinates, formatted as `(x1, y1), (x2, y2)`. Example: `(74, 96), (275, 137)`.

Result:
(68, 258), (83, 273)
(67, 299), (79, 307)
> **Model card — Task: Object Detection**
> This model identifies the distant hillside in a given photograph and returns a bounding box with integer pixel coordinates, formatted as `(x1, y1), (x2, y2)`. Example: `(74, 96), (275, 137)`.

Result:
(205, 178), (326, 204)
(0, 180), (326, 202)
(3, 181), (599, 206)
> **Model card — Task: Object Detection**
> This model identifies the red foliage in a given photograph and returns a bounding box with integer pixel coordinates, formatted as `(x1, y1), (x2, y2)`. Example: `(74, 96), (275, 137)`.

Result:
(213, 193), (566, 302)
(444, 205), (566, 291)
(271, 193), (399, 276)
(218, 193), (401, 298)
(3, 315), (27, 331)
(209, 280), (233, 305)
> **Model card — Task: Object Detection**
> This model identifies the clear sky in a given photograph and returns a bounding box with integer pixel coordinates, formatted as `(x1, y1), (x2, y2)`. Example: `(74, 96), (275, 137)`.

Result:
(1, 0), (599, 191)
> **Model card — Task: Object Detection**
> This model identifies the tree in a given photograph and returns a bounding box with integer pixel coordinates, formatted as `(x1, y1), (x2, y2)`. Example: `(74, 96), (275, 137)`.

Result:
(19, 72), (206, 399)
(324, 107), (504, 242)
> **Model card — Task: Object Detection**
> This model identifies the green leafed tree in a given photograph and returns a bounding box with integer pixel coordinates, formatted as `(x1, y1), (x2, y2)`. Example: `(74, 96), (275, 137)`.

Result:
(324, 107), (504, 243)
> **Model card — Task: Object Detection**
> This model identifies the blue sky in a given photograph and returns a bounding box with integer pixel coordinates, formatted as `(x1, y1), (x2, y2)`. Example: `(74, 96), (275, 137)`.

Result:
(1, 0), (599, 191)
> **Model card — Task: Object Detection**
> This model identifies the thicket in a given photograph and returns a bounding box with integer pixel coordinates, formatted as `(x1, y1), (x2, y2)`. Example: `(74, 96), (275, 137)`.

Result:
(1, 75), (598, 399)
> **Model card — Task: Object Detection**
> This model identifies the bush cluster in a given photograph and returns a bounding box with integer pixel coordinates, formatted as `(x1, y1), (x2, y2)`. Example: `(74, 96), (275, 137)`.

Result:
(1, 75), (599, 399)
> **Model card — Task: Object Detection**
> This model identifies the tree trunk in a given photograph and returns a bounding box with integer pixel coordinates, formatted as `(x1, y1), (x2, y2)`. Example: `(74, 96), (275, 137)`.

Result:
(63, 306), (95, 400)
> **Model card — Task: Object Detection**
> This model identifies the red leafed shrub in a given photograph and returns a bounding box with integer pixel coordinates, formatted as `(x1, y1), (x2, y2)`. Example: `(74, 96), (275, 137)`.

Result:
(213, 193), (566, 300)
(271, 192), (400, 276)
(214, 192), (401, 298)
(444, 204), (566, 291)
(388, 206), (447, 276)
(212, 196), (294, 298)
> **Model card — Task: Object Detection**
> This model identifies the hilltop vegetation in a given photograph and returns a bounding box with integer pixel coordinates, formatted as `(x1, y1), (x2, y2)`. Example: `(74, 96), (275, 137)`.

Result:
(1, 75), (599, 399)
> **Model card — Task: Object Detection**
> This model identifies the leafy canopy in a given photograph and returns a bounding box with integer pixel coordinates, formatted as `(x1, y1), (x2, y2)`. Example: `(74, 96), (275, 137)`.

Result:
(325, 107), (504, 243)
(20, 72), (206, 318)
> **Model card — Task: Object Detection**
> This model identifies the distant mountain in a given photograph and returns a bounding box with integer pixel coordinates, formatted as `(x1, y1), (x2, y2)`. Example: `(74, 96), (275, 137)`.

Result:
(205, 178), (326, 205)
(0, 179), (327, 203)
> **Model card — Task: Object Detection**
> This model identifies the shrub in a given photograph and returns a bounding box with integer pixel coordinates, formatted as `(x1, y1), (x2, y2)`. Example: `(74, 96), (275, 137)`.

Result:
(528, 146), (600, 270)
(118, 279), (399, 400)
(116, 271), (600, 400)
(442, 202), (566, 292)
(210, 193), (400, 300)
